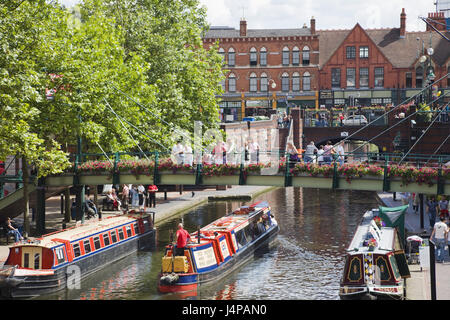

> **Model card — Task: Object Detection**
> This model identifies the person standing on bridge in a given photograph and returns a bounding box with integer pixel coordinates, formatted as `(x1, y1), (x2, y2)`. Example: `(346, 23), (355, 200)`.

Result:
(323, 141), (333, 165)
(333, 141), (345, 166)
(304, 141), (318, 163)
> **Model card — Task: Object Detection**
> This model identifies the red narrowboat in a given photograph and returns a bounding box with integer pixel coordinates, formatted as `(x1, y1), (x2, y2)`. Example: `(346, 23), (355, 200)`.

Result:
(0, 213), (155, 298)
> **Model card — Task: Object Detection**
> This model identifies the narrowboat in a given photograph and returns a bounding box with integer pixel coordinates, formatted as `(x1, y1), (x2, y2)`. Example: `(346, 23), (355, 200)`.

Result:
(339, 207), (410, 300)
(158, 201), (279, 293)
(0, 212), (155, 298)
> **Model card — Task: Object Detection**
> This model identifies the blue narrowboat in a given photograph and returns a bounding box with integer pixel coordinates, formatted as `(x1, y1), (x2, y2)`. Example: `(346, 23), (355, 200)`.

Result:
(158, 201), (279, 293)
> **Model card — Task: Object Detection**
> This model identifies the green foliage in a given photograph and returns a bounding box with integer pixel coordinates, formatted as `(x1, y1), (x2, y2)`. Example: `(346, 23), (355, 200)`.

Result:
(0, 0), (223, 177)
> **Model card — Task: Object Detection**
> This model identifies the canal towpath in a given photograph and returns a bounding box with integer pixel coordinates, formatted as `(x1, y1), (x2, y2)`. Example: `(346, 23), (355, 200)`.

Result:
(377, 192), (450, 300)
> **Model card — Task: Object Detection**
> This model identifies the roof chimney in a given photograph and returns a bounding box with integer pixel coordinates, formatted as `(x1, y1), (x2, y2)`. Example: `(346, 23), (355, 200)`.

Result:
(240, 19), (247, 37)
(400, 8), (406, 38)
(310, 16), (316, 34)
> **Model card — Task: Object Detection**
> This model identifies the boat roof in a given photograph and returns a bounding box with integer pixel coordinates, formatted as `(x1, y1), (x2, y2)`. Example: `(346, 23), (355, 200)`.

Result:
(347, 209), (396, 254)
(15, 213), (148, 249)
(189, 201), (270, 243)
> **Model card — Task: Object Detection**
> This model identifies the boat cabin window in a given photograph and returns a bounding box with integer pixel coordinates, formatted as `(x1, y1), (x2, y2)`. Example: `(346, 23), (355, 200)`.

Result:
(388, 255), (401, 280)
(93, 236), (101, 250)
(23, 253), (30, 268)
(118, 228), (125, 240)
(34, 253), (40, 269)
(133, 222), (139, 234)
(235, 229), (248, 248)
(103, 233), (110, 246)
(111, 230), (118, 243)
(84, 239), (92, 254)
(143, 219), (150, 232)
(73, 243), (81, 258)
(55, 247), (66, 264)
(126, 225), (132, 237)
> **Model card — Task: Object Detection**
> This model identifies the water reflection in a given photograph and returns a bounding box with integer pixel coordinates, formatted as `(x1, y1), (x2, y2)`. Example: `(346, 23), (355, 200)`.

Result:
(36, 187), (378, 300)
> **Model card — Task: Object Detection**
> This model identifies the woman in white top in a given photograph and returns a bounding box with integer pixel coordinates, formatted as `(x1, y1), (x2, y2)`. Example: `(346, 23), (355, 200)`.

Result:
(184, 143), (193, 166)
(317, 145), (324, 165)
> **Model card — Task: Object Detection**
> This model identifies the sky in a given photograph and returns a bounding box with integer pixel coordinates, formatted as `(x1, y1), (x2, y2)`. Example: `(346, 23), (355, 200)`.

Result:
(60, 0), (437, 31)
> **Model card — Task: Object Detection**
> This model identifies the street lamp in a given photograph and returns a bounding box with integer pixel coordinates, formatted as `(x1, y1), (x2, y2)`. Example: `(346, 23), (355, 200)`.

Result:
(267, 79), (277, 110)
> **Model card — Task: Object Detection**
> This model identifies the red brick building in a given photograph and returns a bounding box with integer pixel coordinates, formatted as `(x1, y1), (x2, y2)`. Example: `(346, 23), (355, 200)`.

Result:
(203, 17), (320, 121)
(203, 9), (450, 121)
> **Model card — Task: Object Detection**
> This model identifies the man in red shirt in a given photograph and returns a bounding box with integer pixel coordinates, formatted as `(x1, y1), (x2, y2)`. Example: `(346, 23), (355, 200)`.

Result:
(175, 223), (191, 256)
(147, 184), (158, 208)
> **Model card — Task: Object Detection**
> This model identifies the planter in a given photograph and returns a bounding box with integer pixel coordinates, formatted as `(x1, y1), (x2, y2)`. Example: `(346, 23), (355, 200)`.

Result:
(159, 171), (196, 185)
(291, 175), (333, 189)
(337, 176), (383, 191)
(203, 175), (240, 186)
(389, 178), (438, 194)
(45, 174), (74, 187)
(245, 175), (284, 187)
(119, 174), (154, 185)
(79, 172), (113, 185)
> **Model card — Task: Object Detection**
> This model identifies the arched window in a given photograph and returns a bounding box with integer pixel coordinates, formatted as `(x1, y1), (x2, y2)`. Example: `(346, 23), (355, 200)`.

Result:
(218, 48), (225, 62)
(302, 46), (310, 65)
(228, 47), (235, 67)
(250, 47), (257, 66)
(249, 72), (257, 92)
(260, 47), (267, 66)
(302, 72), (311, 91)
(282, 72), (289, 92)
(228, 73), (236, 92)
(282, 46), (290, 66)
(292, 46), (300, 66)
(260, 72), (268, 92)
(292, 72), (300, 91)
(415, 66), (423, 88)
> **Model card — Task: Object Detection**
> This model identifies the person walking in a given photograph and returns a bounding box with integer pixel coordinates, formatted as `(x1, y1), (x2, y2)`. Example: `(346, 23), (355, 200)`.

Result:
(175, 223), (191, 256)
(172, 139), (185, 165)
(426, 196), (439, 229)
(430, 216), (448, 263)
(121, 184), (129, 212)
(438, 196), (449, 220)
(137, 184), (145, 211)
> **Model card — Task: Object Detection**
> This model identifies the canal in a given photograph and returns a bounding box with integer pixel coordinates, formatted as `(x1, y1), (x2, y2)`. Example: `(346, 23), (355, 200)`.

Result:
(36, 187), (380, 300)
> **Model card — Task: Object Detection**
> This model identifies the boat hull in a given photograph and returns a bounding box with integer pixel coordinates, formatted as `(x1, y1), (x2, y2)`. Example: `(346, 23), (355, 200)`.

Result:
(158, 224), (279, 293)
(0, 229), (155, 299)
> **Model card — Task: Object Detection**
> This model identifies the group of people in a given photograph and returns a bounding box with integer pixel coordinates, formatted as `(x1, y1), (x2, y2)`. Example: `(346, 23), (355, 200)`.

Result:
(278, 112), (291, 128)
(119, 184), (158, 213)
(172, 137), (262, 166)
(287, 140), (345, 166)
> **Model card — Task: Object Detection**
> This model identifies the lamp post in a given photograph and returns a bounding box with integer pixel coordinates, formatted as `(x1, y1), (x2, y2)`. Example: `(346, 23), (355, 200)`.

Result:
(267, 78), (277, 110)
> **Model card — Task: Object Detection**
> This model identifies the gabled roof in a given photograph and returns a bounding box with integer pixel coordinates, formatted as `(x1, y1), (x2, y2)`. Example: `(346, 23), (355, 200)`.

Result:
(318, 25), (450, 69)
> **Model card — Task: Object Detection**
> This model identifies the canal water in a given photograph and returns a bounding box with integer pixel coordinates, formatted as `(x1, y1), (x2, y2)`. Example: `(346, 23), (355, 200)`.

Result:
(36, 187), (379, 300)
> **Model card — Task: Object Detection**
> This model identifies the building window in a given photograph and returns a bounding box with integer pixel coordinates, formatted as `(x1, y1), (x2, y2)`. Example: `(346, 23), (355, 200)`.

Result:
(302, 72), (311, 91)
(415, 66), (423, 88)
(359, 68), (369, 87)
(250, 47), (257, 66)
(405, 72), (412, 88)
(359, 46), (369, 59)
(374, 67), (384, 88)
(228, 73), (236, 92)
(292, 46), (300, 66)
(218, 48), (225, 63)
(331, 68), (341, 88)
(346, 68), (356, 88)
(282, 47), (290, 66)
(260, 73), (268, 92)
(302, 46), (310, 65)
(260, 47), (267, 66)
(249, 73), (257, 92)
(281, 72), (289, 92)
(292, 72), (300, 91)
(228, 48), (235, 67)
(346, 46), (356, 59)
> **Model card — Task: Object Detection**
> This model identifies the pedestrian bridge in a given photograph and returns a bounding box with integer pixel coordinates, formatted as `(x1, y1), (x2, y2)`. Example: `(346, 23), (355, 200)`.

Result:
(41, 154), (449, 196)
